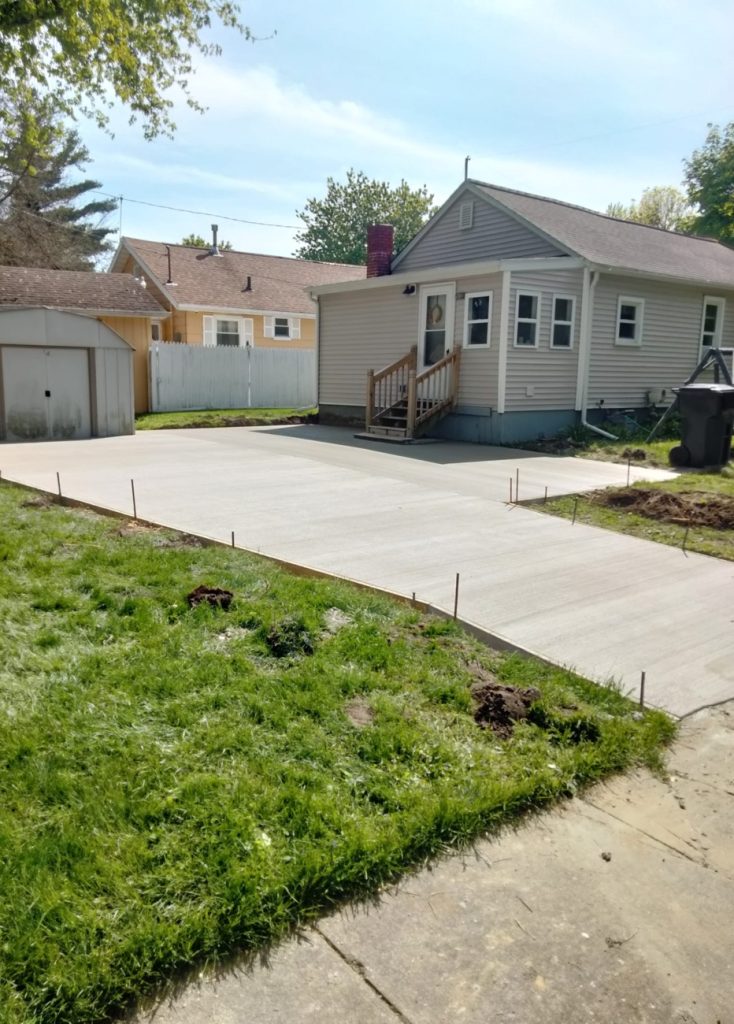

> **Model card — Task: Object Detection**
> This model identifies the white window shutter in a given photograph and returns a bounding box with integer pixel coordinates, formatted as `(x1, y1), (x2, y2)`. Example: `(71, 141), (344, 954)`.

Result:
(203, 315), (215, 347)
(290, 318), (301, 339)
(264, 315), (275, 338)
(243, 318), (254, 346)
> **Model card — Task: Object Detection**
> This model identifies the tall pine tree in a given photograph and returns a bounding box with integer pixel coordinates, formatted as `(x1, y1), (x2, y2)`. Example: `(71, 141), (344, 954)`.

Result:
(0, 97), (117, 270)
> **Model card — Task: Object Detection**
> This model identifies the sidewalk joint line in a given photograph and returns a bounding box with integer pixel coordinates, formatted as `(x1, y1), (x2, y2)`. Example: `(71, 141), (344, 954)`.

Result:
(313, 925), (415, 1024)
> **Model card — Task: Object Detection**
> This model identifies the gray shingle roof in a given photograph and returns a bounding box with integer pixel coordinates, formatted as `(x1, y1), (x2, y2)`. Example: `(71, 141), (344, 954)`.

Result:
(115, 239), (366, 314)
(0, 265), (165, 314)
(473, 181), (734, 288)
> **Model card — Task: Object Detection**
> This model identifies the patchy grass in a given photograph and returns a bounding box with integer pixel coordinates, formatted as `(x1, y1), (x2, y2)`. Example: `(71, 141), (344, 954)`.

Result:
(135, 407), (317, 430)
(0, 484), (674, 1024)
(537, 466), (734, 561)
(579, 437), (679, 469)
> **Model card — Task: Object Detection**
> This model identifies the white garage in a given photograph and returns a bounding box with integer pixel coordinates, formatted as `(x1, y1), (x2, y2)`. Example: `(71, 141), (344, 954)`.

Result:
(0, 308), (134, 442)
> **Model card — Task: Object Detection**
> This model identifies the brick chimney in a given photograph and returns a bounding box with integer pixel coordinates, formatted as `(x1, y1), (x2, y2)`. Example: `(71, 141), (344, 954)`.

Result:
(366, 224), (394, 277)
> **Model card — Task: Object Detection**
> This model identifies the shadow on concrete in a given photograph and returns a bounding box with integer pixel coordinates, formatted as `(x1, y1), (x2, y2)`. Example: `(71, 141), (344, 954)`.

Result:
(256, 424), (554, 467)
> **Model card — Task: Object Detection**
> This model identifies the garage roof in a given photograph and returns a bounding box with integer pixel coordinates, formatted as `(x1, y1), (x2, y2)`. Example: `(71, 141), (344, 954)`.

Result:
(0, 266), (165, 316)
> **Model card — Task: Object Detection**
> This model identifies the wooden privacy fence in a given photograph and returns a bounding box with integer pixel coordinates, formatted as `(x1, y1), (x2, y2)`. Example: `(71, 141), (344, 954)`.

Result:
(149, 344), (316, 412)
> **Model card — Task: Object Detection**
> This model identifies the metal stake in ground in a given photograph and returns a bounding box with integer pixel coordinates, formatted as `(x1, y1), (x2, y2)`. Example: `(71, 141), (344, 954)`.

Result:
(544, 485), (548, 504)
(453, 572), (460, 620)
(639, 670), (646, 709)
(683, 522), (690, 554)
(56, 472), (62, 498)
(626, 456), (631, 487)
(231, 530), (235, 548)
(515, 467), (520, 503)
(509, 477), (513, 504)
(572, 496), (578, 525)
(130, 479), (137, 520)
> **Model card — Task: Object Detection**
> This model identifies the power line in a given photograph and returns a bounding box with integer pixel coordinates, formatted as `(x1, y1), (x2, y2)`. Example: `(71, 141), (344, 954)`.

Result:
(90, 191), (299, 230)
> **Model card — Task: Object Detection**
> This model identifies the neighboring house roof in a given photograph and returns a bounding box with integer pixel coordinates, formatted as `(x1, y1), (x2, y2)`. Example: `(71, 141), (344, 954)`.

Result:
(0, 265), (165, 316)
(111, 238), (367, 315)
(470, 181), (734, 288)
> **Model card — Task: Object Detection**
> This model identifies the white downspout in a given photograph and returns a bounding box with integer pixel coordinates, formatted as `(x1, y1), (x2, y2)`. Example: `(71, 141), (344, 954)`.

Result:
(579, 269), (617, 440)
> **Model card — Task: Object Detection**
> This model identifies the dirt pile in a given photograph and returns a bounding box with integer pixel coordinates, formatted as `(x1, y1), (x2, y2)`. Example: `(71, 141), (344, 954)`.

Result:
(471, 668), (541, 738)
(187, 585), (234, 610)
(596, 488), (734, 530)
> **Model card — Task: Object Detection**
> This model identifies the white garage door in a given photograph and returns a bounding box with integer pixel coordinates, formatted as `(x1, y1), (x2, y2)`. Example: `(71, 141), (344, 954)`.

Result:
(2, 347), (91, 441)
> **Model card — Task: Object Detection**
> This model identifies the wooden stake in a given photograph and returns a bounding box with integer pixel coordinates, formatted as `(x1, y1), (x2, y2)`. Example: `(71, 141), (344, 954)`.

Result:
(453, 572), (460, 620)
(683, 523), (689, 553)
(412, 591), (416, 606)
(509, 477), (513, 504)
(231, 530), (235, 548)
(626, 456), (631, 487)
(544, 485), (548, 504)
(130, 478), (137, 519)
(56, 471), (62, 498)
(515, 467), (520, 503)
(639, 670), (646, 709)
(572, 497), (578, 525)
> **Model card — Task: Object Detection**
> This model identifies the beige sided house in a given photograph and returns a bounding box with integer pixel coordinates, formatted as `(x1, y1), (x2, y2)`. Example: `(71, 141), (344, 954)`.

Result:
(311, 181), (734, 444)
(0, 266), (166, 431)
(110, 231), (365, 402)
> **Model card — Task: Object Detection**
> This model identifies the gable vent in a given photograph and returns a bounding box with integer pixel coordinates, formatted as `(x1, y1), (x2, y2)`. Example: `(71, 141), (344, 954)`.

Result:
(459, 201), (474, 230)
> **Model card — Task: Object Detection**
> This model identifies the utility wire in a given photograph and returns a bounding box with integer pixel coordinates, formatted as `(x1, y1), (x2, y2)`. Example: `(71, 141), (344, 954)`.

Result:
(90, 190), (299, 230)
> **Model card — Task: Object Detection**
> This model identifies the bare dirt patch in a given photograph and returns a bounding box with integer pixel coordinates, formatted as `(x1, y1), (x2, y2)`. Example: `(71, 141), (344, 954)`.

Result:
(471, 666), (541, 738)
(187, 585), (234, 610)
(594, 487), (734, 530)
(345, 696), (374, 728)
(265, 617), (314, 657)
(21, 494), (55, 509)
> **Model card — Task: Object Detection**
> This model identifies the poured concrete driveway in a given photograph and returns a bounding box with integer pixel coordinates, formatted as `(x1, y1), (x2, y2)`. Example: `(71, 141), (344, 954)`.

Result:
(2, 424), (733, 716)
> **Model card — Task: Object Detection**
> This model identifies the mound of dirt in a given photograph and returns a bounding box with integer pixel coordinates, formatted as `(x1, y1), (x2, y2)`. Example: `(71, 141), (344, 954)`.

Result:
(187, 585), (234, 610)
(471, 669), (541, 738)
(595, 487), (734, 530)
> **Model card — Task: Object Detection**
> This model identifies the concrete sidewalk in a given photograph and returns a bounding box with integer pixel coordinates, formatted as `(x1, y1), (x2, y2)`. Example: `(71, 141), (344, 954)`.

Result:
(1, 424), (731, 716)
(133, 703), (734, 1024)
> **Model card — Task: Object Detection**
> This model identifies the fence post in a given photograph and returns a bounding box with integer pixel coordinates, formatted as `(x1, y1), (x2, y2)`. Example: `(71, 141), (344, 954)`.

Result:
(406, 368), (417, 437)
(366, 370), (375, 430)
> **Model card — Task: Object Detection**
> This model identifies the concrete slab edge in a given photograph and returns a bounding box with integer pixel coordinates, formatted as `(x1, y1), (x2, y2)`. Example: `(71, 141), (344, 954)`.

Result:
(1, 475), (675, 719)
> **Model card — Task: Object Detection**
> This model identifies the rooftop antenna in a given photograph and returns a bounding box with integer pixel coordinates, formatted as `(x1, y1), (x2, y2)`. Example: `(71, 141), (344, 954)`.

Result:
(464, 155), (471, 181)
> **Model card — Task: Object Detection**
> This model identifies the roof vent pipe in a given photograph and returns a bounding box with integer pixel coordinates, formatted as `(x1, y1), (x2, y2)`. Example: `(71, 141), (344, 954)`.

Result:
(210, 223), (221, 257)
(165, 245), (176, 286)
(243, 275), (252, 292)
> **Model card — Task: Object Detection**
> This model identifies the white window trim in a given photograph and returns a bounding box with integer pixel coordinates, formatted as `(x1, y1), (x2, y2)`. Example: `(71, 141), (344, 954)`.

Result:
(202, 314), (254, 348)
(514, 290), (540, 348)
(615, 296), (644, 347)
(264, 315), (301, 340)
(463, 291), (492, 348)
(700, 295), (725, 352)
(550, 294), (575, 350)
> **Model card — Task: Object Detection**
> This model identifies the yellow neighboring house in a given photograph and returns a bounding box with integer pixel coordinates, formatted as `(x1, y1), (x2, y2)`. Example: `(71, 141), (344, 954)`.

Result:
(109, 232), (366, 403)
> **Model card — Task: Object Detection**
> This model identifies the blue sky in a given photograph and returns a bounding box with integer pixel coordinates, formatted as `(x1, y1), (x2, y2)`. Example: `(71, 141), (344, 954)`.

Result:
(79, 0), (734, 260)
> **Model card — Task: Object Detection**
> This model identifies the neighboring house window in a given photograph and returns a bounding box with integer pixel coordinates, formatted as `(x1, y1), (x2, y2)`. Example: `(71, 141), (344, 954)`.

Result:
(459, 201), (474, 230)
(616, 297), (644, 346)
(150, 320), (161, 342)
(700, 296), (725, 350)
(202, 315), (254, 347)
(463, 292), (492, 347)
(515, 292), (540, 347)
(264, 316), (301, 340)
(551, 295), (575, 349)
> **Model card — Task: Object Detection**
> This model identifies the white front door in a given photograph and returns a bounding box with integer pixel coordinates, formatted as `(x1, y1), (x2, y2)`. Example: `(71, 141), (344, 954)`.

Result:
(418, 283), (456, 371)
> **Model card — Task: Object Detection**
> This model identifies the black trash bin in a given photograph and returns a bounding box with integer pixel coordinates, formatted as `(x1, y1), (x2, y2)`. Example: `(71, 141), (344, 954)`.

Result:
(670, 383), (734, 468)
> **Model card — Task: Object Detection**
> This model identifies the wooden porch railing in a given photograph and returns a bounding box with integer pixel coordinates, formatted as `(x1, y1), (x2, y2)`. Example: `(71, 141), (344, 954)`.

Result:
(414, 347), (461, 429)
(366, 345), (417, 432)
(365, 344), (461, 437)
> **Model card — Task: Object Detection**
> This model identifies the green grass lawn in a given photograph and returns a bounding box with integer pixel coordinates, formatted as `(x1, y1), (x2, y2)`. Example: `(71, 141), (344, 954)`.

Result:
(578, 437), (678, 469)
(0, 485), (674, 1024)
(536, 466), (734, 560)
(135, 407), (317, 430)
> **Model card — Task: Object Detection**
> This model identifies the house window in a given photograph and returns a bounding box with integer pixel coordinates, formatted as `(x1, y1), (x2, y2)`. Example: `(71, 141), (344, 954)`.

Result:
(150, 320), (161, 342)
(202, 315), (254, 348)
(551, 295), (575, 349)
(700, 296), (725, 350)
(264, 316), (301, 340)
(616, 297), (644, 346)
(463, 292), (492, 347)
(459, 201), (474, 230)
(515, 292), (539, 347)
